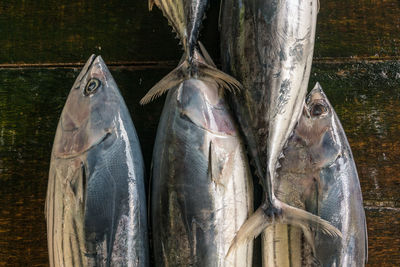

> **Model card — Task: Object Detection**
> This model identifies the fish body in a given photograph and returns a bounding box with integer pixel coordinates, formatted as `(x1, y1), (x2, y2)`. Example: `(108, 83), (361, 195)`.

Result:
(220, 0), (341, 256)
(220, 0), (318, 202)
(144, 2), (253, 265)
(151, 75), (253, 267)
(45, 55), (149, 267)
(261, 83), (367, 267)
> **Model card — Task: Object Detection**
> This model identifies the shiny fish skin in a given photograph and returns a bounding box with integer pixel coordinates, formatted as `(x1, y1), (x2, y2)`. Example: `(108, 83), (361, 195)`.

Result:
(220, 0), (341, 256)
(145, 1), (253, 265)
(45, 55), (149, 267)
(151, 76), (253, 267)
(149, 0), (208, 63)
(141, 0), (241, 105)
(262, 83), (367, 267)
(221, 0), (318, 204)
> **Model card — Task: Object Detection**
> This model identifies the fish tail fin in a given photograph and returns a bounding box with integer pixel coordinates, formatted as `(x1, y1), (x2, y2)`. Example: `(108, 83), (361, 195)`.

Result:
(226, 200), (342, 258)
(198, 41), (216, 67)
(140, 46), (242, 105)
(148, 0), (155, 11)
(196, 61), (242, 93)
(280, 201), (342, 238)
(195, 44), (242, 93)
(140, 60), (188, 104)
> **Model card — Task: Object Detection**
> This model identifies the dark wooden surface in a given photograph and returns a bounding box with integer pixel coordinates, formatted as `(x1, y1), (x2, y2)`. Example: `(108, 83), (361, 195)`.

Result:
(0, 1), (399, 266)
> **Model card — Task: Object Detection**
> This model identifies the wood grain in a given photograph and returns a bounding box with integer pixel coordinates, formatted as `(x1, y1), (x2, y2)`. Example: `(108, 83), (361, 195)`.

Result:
(0, 0), (399, 64)
(315, 0), (400, 59)
(0, 0), (399, 265)
(0, 66), (399, 265)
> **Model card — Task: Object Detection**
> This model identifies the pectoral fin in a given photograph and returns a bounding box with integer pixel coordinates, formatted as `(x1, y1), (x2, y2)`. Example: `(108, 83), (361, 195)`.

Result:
(208, 141), (237, 189)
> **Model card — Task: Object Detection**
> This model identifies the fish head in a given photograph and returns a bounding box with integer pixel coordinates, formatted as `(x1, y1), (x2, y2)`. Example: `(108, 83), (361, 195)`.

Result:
(177, 78), (237, 136)
(296, 82), (340, 167)
(296, 82), (332, 142)
(53, 55), (120, 158)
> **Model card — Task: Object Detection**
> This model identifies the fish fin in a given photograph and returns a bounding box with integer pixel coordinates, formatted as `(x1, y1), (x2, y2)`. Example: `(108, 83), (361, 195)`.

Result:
(148, 0), (155, 11)
(197, 61), (242, 93)
(141, 47), (241, 104)
(140, 61), (188, 104)
(208, 140), (238, 189)
(226, 207), (270, 258)
(280, 201), (342, 238)
(299, 225), (318, 259)
(195, 45), (242, 92)
(226, 201), (342, 257)
(198, 41), (216, 68)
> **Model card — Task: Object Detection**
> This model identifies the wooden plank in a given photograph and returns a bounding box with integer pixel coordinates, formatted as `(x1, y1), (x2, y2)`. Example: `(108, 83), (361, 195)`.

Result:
(1, 0), (399, 64)
(309, 61), (400, 207)
(365, 208), (400, 266)
(0, 65), (399, 265)
(315, 0), (400, 59)
(0, 0), (181, 63)
(0, 67), (168, 266)
(0, 0), (223, 65)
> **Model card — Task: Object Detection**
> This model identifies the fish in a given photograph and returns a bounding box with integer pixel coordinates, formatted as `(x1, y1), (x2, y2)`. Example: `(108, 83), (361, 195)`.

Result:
(142, 1), (254, 266)
(149, 52), (254, 267)
(261, 83), (367, 266)
(45, 55), (149, 267)
(141, 0), (241, 105)
(220, 0), (341, 258)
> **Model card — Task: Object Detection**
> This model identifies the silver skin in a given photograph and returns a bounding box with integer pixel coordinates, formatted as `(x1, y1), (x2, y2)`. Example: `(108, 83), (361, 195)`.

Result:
(141, 0), (240, 105)
(145, 1), (253, 265)
(262, 83), (367, 267)
(149, 0), (208, 64)
(220, 0), (340, 256)
(45, 55), (149, 267)
(150, 53), (254, 266)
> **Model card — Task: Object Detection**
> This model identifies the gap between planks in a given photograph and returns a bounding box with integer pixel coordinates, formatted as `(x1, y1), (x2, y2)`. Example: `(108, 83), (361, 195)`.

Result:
(0, 57), (399, 70)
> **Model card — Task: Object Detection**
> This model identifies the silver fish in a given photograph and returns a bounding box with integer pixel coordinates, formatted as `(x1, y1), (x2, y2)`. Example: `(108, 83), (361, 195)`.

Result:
(45, 55), (149, 267)
(220, 0), (340, 256)
(261, 83), (367, 266)
(150, 72), (254, 266)
(142, 1), (253, 266)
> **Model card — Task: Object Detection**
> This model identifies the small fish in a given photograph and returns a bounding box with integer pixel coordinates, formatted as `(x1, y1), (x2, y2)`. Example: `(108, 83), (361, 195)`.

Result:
(220, 0), (340, 257)
(261, 83), (367, 266)
(45, 55), (149, 267)
(142, 1), (253, 266)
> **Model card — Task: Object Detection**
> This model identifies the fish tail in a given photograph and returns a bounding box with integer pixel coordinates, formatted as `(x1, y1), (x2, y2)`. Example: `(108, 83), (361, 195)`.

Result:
(140, 60), (188, 104)
(140, 45), (242, 105)
(196, 60), (242, 94)
(225, 207), (270, 258)
(148, 0), (155, 11)
(226, 200), (342, 258)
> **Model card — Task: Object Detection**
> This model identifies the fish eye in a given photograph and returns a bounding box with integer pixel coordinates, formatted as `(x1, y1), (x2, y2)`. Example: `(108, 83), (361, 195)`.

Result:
(310, 102), (328, 117)
(84, 78), (101, 96)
